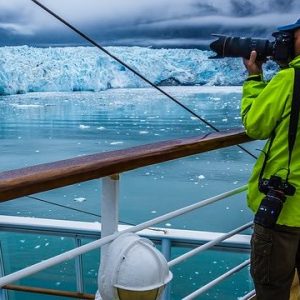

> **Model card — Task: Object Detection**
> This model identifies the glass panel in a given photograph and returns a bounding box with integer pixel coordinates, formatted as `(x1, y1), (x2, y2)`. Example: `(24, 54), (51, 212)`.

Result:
(0, 232), (77, 300)
(170, 247), (253, 300)
(81, 238), (100, 294)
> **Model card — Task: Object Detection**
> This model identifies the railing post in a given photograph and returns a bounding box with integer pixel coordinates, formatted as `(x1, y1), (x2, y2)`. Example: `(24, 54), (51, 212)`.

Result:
(0, 243), (8, 300)
(98, 175), (119, 291)
(161, 238), (172, 300)
(74, 238), (84, 297)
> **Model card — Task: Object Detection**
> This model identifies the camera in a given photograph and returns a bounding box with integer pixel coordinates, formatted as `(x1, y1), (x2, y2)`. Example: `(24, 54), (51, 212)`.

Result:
(254, 175), (295, 228)
(209, 31), (294, 64)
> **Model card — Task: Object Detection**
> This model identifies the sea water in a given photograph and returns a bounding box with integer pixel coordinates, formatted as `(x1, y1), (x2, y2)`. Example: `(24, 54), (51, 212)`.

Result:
(0, 46), (269, 299)
(0, 87), (261, 300)
(0, 86), (258, 227)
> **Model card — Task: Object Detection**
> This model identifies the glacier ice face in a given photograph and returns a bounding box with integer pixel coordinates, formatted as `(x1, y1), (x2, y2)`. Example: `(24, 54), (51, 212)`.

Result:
(0, 45), (277, 95)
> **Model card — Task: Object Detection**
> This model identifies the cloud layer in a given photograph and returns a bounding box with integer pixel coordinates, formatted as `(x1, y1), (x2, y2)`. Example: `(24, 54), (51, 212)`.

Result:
(0, 0), (299, 47)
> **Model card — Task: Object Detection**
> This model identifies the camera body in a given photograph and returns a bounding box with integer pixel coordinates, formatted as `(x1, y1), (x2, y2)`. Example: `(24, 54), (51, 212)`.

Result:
(254, 175), (295, 228)
(209, 31), (294, 64)
(271, 31), (294, 62)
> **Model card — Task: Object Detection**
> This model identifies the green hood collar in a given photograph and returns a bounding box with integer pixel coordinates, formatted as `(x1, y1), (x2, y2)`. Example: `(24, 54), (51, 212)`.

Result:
(289, 55), (300, 68)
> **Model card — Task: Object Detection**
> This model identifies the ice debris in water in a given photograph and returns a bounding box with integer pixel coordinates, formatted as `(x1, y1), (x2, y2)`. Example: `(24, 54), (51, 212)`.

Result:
(10, 104), (42, 108)
(110, 141), (124, 145)
(0, 45), (278, 96)
(79, 125), (90, 129)
(74, 197), (86, 203)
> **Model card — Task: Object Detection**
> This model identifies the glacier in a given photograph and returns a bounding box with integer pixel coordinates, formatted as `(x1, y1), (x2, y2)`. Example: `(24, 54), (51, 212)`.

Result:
(0, 46), (277, 95)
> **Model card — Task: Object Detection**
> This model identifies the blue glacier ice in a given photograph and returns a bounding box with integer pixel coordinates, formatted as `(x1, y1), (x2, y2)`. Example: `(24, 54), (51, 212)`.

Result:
(0, 46), (277, 95)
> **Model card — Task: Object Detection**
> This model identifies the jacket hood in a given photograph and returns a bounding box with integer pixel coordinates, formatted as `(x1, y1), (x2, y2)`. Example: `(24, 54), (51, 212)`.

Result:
(289, 55), (300, 68)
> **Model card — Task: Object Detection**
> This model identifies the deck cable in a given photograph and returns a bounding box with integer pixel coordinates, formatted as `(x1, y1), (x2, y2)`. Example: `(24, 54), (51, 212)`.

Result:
(30, 0), (257, 160)
(27, 195), (167, 232)
(26, 195), (136, 226)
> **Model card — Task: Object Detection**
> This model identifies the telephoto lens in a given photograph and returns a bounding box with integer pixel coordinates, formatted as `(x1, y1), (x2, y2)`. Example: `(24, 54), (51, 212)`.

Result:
(254, 189), (286, 228)
(209, 31), (294, 64)
(209, 34), (272, 60)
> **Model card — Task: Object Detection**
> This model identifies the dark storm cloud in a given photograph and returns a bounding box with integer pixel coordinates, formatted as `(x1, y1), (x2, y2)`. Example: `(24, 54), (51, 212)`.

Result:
(0, 0), (299, 47)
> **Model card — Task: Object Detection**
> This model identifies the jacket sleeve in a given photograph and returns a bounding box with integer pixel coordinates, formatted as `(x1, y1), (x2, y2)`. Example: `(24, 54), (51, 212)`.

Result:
(241, 68), (293, 140)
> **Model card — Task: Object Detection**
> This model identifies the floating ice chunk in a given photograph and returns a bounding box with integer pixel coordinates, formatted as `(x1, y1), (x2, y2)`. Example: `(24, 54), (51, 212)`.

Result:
(198, 175), (205, 180)
(110, 141), (124, 145)
(34, 245), (41, 249)
(79, 124), (90, 129)
(74, 197), (86, 203)
(10, 104), (42, 109)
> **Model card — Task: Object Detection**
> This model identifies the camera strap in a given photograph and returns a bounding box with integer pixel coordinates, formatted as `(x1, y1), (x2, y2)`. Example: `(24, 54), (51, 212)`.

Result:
(287, 68), (300, 178)
(259, 67), (300, 182)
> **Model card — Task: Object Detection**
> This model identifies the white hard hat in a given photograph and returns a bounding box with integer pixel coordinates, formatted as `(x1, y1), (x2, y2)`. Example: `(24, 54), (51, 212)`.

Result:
(99, 233), (172, 300)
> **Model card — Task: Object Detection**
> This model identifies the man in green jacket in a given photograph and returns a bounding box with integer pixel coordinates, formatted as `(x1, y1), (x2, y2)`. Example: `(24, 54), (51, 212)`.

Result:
(241, 19), (300, 300)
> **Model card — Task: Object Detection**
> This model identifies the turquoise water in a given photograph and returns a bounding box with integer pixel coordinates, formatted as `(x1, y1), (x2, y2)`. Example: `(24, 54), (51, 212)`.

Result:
(0, 86), (263, 299)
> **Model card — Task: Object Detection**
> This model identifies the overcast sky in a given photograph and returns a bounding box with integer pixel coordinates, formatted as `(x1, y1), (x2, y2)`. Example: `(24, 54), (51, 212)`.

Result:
(0, 0), (299, 48)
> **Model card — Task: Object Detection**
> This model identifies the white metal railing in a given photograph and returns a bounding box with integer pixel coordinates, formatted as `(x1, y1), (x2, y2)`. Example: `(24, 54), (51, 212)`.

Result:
(239, 290), (256, 300)
(0, 217), (251, 299)
(0, 180), (253, 299)
(0, 216), (251, 249)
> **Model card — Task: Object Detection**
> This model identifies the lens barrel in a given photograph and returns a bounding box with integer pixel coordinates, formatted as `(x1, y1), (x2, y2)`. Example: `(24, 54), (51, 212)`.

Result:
(254, 190), (285, 228)
(210, 35), (272, 60)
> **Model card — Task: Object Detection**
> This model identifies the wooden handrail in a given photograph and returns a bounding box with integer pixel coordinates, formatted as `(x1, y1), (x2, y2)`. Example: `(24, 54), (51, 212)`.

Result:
(0, 129), (252, 202)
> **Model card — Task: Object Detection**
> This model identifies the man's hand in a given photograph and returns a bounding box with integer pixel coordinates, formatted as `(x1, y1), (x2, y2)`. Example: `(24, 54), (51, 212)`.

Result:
(243, 51), (264, 76)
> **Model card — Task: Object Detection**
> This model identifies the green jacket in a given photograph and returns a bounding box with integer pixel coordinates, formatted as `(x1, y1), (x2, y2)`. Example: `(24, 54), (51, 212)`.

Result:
(241, 55), (300, 227)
